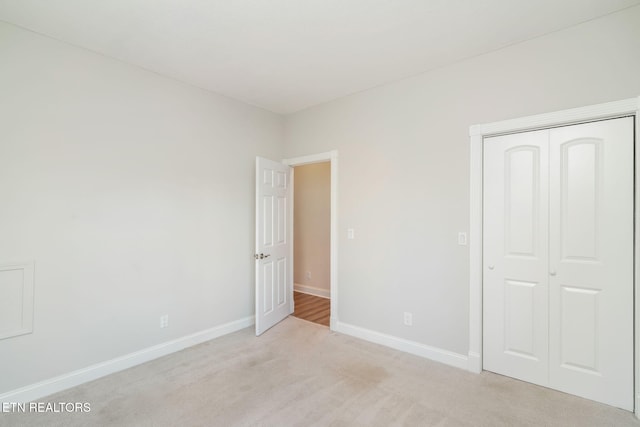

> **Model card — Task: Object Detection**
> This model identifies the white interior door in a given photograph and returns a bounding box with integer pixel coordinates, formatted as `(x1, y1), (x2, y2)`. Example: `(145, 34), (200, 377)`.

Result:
(483, 117), (634, 410)
(483, 129), (550, 386)
(548, 118), (633, 409)
(255, 157), (293, 336)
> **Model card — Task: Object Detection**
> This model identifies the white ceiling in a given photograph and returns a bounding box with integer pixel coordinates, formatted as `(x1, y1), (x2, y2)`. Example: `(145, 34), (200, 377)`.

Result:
(1, 1), (638, 114)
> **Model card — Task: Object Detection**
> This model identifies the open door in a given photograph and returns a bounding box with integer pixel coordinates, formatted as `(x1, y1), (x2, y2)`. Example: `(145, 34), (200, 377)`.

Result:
(255, 157), (293, 336)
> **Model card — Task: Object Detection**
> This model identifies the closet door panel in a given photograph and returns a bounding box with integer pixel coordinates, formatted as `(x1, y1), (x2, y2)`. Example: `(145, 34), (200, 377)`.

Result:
(548, 117), (633, 410)
(483, 130), (549, 386)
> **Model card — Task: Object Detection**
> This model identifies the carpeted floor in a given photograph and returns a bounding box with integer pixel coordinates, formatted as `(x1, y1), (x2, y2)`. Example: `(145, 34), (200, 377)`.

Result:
(3, 317), (638, 426)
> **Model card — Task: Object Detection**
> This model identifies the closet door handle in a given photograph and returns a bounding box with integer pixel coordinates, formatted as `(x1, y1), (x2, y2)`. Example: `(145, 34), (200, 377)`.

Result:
(488, 265), (495, 270)
(549, 270), (556, 276)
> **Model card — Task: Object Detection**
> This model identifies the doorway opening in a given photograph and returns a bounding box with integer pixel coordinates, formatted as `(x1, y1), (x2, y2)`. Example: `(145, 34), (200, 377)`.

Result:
(291, 162), (331, 326)
(283, 151), (338, 330)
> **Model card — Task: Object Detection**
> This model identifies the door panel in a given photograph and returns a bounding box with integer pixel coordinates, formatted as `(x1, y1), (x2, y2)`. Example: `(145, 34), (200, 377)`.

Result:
(277, 257), (286, 305)
(548, 117), (633, 410)
(505, 148), (539, 257)
(256, 157), (292, 336)
(504, 279), (538, 358)
(560, 139), (600, 260)
(263, 262), (274, 314)
(559, 285), (599, 373)
(483, 130), (549, 385)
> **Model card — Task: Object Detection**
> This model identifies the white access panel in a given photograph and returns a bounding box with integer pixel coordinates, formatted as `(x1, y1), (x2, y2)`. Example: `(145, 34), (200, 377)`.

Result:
(0, 261), (35, 340)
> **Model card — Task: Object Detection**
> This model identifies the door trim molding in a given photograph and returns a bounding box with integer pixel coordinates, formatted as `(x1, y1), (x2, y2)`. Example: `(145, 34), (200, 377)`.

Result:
(468, 97), (640, 414)
(283, 150), (338, 330)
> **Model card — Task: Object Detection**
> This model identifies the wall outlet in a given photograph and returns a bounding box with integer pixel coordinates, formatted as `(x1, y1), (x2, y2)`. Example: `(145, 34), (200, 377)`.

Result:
(306, 271), (312, 280)
(403, 312), (413, 326)
(160, 314), (169, 328)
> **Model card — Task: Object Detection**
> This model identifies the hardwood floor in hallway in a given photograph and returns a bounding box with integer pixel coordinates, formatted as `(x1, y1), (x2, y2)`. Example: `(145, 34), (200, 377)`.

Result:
(292, 291), (330, 326)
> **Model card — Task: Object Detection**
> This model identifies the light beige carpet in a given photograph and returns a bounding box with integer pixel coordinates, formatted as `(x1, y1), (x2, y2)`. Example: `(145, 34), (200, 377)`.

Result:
(3, 317), (638, 426)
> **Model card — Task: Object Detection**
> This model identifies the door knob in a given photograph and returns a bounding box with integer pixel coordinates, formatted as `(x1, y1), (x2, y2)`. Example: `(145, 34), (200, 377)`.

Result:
(488, 265), (494, 270)
(549, 270), (556, 276)
(254, 253), (271, 260)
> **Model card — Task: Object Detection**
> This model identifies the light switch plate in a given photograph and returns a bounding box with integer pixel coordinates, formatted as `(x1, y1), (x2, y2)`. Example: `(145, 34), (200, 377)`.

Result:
(347, 228), (355, 239)
(458, 232), (467, 245)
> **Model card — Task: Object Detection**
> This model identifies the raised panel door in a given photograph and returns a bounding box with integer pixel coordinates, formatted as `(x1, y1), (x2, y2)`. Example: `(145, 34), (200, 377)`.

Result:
(483, 130), (549, 385)
(256, 157), (292, 336)
(548, 117), (633, 410)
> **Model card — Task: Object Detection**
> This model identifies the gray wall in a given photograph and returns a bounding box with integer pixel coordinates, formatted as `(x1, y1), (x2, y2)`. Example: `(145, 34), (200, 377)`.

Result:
(283, 6), (640, 355)
(0, 21), (283, 394)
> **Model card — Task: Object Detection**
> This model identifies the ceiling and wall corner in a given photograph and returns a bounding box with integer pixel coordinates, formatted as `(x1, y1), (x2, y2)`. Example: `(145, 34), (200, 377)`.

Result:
(0, 0), (638, 114)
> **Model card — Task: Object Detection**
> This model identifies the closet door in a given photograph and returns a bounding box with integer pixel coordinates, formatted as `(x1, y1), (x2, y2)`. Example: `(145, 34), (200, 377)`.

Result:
(548, 117), (633, 410)
(483, 130), (549, 386)
(483, 117), (634, 410)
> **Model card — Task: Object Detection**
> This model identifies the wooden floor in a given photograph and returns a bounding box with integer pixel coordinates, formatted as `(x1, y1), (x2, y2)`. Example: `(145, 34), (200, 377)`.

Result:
(292, 291), (330, 326)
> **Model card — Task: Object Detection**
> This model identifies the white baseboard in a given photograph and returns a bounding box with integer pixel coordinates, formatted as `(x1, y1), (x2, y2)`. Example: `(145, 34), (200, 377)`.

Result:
(294, 283), (330, 299)
(0, 316), (254, 403)
(334, 321), (469, 370)
(330, 316), (338, 331)
(467, 351), (481, 373)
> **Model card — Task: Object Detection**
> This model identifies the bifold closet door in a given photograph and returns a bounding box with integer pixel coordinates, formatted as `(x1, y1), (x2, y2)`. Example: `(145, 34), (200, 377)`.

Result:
(547, 118), (633, 410)
(483, 117), (633, 410)
(483, 129), (550, 386)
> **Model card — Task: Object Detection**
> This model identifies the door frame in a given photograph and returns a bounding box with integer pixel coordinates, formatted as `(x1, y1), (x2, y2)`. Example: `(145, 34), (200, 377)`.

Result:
(283, 150), (338, 329)
(468, 97), (640, 414)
